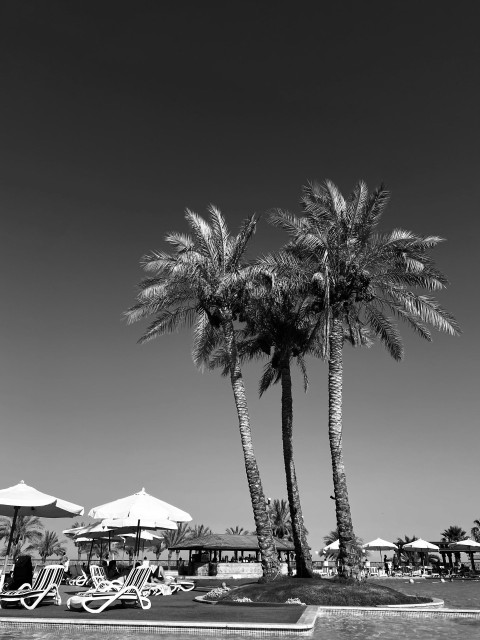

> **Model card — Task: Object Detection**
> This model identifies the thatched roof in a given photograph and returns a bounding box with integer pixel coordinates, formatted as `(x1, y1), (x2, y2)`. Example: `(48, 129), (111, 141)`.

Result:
(169, 533), (294, 552)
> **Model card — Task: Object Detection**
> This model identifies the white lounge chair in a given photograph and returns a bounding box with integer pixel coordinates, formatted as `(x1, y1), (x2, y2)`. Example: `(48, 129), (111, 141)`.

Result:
(88, 564), (124, 592)
(0, 564), (64, 610)
(67, 565), (151, 613)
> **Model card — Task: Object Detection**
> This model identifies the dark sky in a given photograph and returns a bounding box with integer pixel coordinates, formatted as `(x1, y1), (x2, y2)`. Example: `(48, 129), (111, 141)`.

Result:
(0, 1), (478, 553)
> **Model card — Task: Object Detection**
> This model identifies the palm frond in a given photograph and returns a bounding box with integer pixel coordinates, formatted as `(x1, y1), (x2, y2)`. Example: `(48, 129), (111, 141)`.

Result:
(227, 214), (257, 270)
(208, 204), (229, 269)
(192, 310), (223, 369)
(394, 292), (461, 336)
(259, 362), (280, 397)
(365, 305), (404, 361)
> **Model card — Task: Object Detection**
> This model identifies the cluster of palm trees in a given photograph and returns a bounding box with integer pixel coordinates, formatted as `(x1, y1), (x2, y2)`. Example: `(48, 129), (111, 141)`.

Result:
(126, 179), (459, 580)
(0, 515), (66, 562)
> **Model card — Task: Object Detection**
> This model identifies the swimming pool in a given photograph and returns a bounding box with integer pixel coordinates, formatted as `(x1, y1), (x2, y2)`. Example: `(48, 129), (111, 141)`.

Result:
(1, 580), (479, 640)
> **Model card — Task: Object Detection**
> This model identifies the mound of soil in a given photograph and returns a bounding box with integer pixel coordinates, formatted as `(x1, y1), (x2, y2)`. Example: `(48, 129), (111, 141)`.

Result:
(218, 577), (432, 607)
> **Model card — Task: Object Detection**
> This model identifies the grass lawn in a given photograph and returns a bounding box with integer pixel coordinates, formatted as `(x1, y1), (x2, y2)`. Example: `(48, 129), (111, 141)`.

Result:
(217, 576), (433, 606)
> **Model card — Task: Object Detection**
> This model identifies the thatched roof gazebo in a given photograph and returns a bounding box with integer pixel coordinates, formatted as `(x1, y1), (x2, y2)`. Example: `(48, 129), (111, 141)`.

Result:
(169, 533), (294, 554)
(169, 533), (294, 576)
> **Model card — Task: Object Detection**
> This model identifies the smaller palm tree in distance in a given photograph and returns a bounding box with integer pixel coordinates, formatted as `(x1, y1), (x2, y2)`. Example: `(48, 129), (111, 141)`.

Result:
(268, 499), (292, 539)
(37, 531), (66, 563)
(189, 524), (212, 539)
(471, 519), (480, 543)
(441, 525), (467, 566)
(0, 515), (44, 561)
(162, 523), (192, 569)
(395, 535), (418, 567)
(225, 526), (251, 535)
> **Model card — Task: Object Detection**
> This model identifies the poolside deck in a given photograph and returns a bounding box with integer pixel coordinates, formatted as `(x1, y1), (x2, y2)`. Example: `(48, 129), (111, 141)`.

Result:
(0, 584), (317, 634)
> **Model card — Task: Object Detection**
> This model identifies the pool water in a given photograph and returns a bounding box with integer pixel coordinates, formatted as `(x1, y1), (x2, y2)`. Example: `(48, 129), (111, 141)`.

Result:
(0, 580), (479, 640)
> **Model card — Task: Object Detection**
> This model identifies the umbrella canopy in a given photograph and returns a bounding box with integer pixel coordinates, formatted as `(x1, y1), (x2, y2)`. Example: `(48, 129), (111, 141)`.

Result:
(101, 517), (176, 532)
(448, 539), (480, 552)
(0, 481), (84, 519)
(0, 480), (84, 575)
(402, 538), (439, 552)
(402, 538), (439, 569)
(363, 537), (397, 562)
(322, 540), (339, 554)
(121, 531), (163, 542)
(363, 538), (397, 552)
(88, 488), (191, 523)
(89, 488), (190, 560)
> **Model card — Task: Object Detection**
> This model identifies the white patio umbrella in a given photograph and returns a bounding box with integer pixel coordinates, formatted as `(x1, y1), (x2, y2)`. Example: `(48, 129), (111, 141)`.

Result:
(322, 540), (339, 555)
(449, 538), (480, 570)
(70, 523), (123, 565)
(89, 488), (191, 560)
(362, 537), (398, 563)
(448, 538), (480, 552)
(0, 480), (83, 574)
(402, 538), (439, 571)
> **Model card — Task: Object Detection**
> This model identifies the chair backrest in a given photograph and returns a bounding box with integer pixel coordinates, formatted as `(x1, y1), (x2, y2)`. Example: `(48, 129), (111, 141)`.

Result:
(123, 566), (151, 590)
(89, 564), (108, 587)
(32, 565), (64, 591)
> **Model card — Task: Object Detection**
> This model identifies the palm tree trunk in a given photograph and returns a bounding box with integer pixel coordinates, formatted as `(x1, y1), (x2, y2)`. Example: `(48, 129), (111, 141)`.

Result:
(328, 316), (358, 578)
(280, 358), (314, 578)
(223, 319), (280, 580)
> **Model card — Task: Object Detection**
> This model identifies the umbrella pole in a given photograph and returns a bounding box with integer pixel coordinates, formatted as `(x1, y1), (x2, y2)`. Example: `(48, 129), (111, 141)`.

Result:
(134, 520), (141, 563)
(88, 540), (94, 567)
(2, 506), (20, 575)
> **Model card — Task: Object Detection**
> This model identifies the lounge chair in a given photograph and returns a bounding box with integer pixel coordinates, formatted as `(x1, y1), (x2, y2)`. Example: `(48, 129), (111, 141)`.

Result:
(68, 567), (91, 586)
(0, 564), (64, 610)
(164, 575), (195, 593)
(88, 564), (124, 592)
(67, 565), (151, 613)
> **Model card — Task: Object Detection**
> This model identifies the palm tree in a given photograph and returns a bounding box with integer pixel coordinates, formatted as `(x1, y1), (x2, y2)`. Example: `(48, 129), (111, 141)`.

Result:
(0, 515), (44, 561)
(149, 542), (163, 561)
(441, 525), (467, 567)
(471, 519), (480, 542)
(37, 531), (66, 563)
(213, 271), (317, 577)
(268, 499), (292, 540)
(162, 523), (192, 569)
(270, 180), (460, 576)
(126, 206), (280, 579)
(70, 520), (90, 560)
(225, 526), (250, 535)
(322, 528), (364, 563)
(395, 535), (419, 566)
(189, 524), (211, 539)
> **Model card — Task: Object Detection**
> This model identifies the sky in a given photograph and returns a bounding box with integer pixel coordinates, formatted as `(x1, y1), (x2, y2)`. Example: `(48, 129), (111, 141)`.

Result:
(0, 1), (479, 560)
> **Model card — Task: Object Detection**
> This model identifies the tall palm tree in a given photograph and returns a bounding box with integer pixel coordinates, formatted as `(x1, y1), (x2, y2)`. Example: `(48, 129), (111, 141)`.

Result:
(37, 531), (66, 563)
(0, 515), (44, 561)
(271, 180), (460, 576)
(225, 526), (250, 535)
(208, 269), (317, 577)
(126, 206), (280, 579)
(441, 525), (467, 566)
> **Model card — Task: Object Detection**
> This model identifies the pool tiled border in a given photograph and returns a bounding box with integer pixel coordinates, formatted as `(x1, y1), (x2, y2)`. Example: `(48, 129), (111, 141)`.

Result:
(2, 604), (480, 635)
(0, 608), (318, 636)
